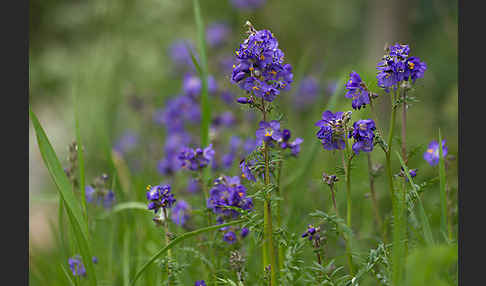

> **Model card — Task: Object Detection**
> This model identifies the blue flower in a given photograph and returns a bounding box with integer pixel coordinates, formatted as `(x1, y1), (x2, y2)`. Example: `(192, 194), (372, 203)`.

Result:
(68, 255), (86, 277)
(223, 231), (237, 244)
(345, 71), (370, 110)
(255, 120), (283, 144)
(146, 184), (176, 213)
(171, 200), (191, 226)
(232, 27), (292, 103)
(195, 280), (207, 286)
(423, 140), (448, 166)
(349, 119), (376, 155)
(315, 111), (346, 150)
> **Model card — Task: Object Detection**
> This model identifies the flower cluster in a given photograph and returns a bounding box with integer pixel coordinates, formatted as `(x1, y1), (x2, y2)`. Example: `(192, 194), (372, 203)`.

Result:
(146, 184), (176, 214)
(207, 176), (254, 219)
(398, 167), (418, 181)
(349, 119), (376, 155)
(376, 43), (427, 92)
(231, 25), (293, 103)
(315, 111), (348, 150)
(322, 172), (339, 187)
(423, 140), (448, 166)
(178, 144), (215, 171)
(171, 200), (191, 227)
(301, 224), (320, 241)
(345, 71), (371, 110)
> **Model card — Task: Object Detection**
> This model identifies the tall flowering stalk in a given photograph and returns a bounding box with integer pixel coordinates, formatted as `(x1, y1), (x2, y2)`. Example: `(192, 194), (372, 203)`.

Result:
(375, 43), (427, 284)
(146, 184), (176, 284)
(231, 21), (293, 285)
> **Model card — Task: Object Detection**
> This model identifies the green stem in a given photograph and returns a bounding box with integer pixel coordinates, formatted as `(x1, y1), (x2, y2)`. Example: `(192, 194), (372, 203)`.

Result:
(276, 161), (284, 278)
(341, 150), (355, 276)
(163, 208), (171, 286)
(367, 154), (382, 232)
(261, 99), (276, 286)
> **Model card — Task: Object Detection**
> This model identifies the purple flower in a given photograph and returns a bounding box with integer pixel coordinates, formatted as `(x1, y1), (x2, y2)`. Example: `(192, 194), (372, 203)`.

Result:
(349, 119), (376, 155)
(223, 231), (237, 244)
(113, 131), (138, 155)
(345, 71), (370, 110)
(183, 74), (217, 98)
(255, 120), (283, 144)
(231, 27), (293, 102)
(405, 56), (427, 83)
(230, 0), (265, 11)
(212, 111), (236, 128)
(315, 111), (346, 150)
(169, 40), (197, 70)
(85, 186), (95, 203)
(68, 255), (86, 277)
(294, 76), (319, 109)
(178, 144), (215, 171)
(146, 184), (176, 213)
(240, 227), (250, 238)
(102, 190), (115, 209)
(195, 281), (207, 286)
(376, 43), (426, 92)
(423, 140), (448, 166)
(289, 138), (303, 156)
(301, 224), (320, 241)
(207, 176), (254, 219)
(187, 178), (200, 193)
(171, 200), (190, 226)
(240, 159), (256, 182)
(206, 22), (231, 48)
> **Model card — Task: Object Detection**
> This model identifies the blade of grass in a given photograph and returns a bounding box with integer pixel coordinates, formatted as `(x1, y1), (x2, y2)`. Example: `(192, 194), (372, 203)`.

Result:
(123, 230), (131, 286)
(61, 265), (77, 286)
(74, 92), (88, 231)
(193, 0), (210, 148)
(438, 129), (448, 241)
(395, 151), (435, 245)
(130, 219), (246, 285)
(30, 108), (97, 286)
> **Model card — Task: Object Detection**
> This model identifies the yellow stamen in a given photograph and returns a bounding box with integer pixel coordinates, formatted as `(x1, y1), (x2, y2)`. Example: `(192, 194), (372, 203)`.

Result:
(232, 64), (236, 68)
(270, 70), (277, 75)
(260, 54), (265, 60)
(241, 173), (246, 178)
(238, 192), (244, 197)
(427, 148), (434, 154)
(265, 131), (272, 137)
(146, 185), (152, 190)
(249, 67), (254, 71)
(409, 62), (415, 70)
(252, 86), (260, 90)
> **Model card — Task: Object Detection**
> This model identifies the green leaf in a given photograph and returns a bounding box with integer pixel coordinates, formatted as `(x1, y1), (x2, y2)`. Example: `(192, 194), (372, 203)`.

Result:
(30, 108), (97, 286)
(395, 151), (435, 246)
(130, 219), (246, 285)
(61, 264), (77, 286)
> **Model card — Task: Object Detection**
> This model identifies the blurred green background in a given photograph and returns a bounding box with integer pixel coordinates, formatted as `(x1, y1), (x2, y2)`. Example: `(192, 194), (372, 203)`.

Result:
(29, 0), (457, 285)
